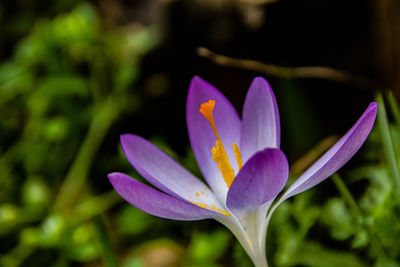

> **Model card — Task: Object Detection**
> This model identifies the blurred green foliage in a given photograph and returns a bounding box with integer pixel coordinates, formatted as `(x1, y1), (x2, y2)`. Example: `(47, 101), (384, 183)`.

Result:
(0, 2), (160, 266)
(1, 1), (400, 267)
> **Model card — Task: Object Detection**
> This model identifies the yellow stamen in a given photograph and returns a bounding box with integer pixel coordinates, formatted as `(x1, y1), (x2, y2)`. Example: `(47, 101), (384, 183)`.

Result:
(232, 143), (243, 171)
(200, 203), (207, 209)
(195, 192), (199, 196)
(212, 140), (235, 187)
(211, 205), (215, 210)
(199, 99), (244, 188)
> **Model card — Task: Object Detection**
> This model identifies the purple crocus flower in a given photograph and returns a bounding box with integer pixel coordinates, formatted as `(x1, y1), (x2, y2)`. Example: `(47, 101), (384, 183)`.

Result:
(108, 76), (377, 267)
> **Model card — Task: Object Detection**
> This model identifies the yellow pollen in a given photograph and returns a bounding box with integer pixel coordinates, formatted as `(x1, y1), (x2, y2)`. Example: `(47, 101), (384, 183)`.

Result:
(221, 210), (230, 217)
(217, 208), (221, 211)
(200, 203), (207, 209)
(200, 100), (244, 188)
(195, 192), (200, 196)
(211, 205), (215, 210)
(201, 191), (204, 194)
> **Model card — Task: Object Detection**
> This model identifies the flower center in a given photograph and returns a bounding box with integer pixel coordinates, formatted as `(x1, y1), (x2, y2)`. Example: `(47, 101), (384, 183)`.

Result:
(199, 100), (243, 188)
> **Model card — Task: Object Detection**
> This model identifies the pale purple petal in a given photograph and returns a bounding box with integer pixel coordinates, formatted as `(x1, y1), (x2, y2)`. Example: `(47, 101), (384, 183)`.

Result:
(226, 148), (288, 211)
(121, 134), (225, 210)
(281, 102), (378, 201)
(241, 77), (280, 162)
(186, 76), (241, 199)
(108, 172), (219, 220)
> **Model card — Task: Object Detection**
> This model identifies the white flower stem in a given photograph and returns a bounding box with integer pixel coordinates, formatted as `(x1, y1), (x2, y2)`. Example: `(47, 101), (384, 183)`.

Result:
(249, 248), (269, 267)
(217, 215), (269, 267)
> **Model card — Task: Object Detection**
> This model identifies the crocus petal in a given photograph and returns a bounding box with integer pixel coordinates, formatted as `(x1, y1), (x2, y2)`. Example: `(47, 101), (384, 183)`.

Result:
(281, 102), (377, 201)
(186, 76), (241, 199)
(241, 77), (280, 162)
(226, 148), (288, 211)
(121, 134), (225, 210)
(108, 172), (218, 220)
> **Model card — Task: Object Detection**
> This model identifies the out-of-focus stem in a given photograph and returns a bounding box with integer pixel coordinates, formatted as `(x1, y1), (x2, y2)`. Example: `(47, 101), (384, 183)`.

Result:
(290, 135), (339, 177)
(54, 96), (122, 211)
(387, 91), (400, 124)
(376, 92), (400, 201)
(331, 174), (362, 216)
(94, 216), (119, 267)
(332, 173), (386, 259)
(73, 191), (122, 223)
(197, 47), (379, 89)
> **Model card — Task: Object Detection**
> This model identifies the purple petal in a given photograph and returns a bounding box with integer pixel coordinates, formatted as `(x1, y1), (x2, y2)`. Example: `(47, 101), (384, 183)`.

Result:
(108, 172), (219, 220)
(186, 76), (241, 199)
(121, 134), (224, 210)
(282, 102), (378, 200)
(241, 77), (280, 162)
(226, 148), (288, 211)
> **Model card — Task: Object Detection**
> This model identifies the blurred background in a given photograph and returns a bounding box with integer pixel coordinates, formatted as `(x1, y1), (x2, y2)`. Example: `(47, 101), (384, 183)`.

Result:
(1, 0), (400, 266)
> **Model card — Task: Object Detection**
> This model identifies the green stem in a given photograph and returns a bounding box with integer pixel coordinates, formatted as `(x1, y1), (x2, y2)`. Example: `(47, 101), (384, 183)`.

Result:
(332, 173), (386, 258)
(54, 96), (121, 211)
(73, 191), (122, 223)
(376, 92), (400, 201)
(387, 91), (400, 124)
(331, 174), (363, 217)
(94, 216), (119, 267)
